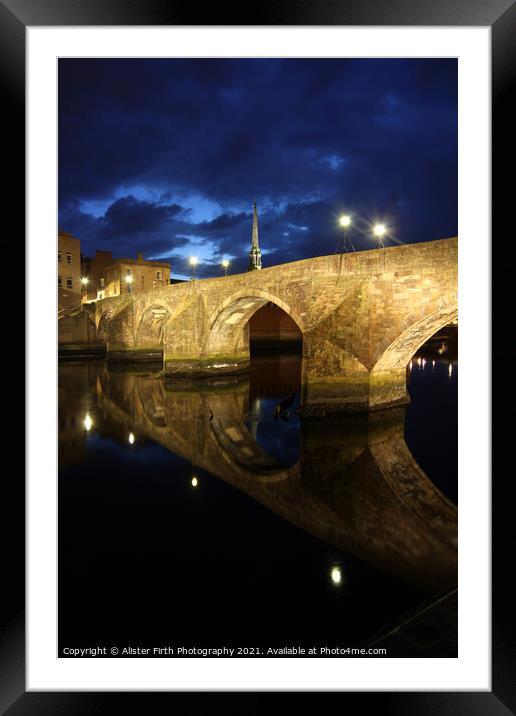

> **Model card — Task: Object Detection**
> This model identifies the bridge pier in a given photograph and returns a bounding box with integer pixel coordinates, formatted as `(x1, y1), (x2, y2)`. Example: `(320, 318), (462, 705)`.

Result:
(300, 366), (409, 416)
(300, 331), (409, 415)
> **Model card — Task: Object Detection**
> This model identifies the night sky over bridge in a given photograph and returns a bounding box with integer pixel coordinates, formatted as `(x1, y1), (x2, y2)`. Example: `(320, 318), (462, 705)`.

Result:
(58, 58), (457, 279)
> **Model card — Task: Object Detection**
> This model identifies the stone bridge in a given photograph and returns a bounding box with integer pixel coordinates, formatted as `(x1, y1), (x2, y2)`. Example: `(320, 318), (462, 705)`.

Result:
(95, 366), (457, 592)
(94, 237), (457, 413)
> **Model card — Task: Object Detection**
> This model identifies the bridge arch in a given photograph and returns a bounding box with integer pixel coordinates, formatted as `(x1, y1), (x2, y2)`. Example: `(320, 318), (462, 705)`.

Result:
(205, 288), (305, 356)
(372, 301), (458, 374)
(136, 303), (171, 347)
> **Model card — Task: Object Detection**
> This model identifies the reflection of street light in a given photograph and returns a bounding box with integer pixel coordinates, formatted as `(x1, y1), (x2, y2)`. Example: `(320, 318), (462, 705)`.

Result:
(191, 475), (199, 488)
(221, 259), (230, 276)
(189, 256), (198, 280)
(373, 224), (386, 248)
(337, 215), (354, 252)
(128, 432), (135, 445)
(330, 566), (342, 585)
(83, 414), (93, 431)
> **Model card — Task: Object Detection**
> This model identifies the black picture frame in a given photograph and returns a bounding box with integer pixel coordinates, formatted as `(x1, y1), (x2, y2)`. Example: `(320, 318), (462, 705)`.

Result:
(6, 0), (514, 710)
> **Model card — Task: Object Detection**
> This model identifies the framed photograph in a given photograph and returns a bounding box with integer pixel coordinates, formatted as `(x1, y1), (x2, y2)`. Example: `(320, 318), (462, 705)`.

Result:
(4, 0), (512, 709)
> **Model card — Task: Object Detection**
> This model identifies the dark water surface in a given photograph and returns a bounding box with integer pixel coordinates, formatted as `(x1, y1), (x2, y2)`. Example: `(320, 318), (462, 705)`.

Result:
(58, 329), (458, 657)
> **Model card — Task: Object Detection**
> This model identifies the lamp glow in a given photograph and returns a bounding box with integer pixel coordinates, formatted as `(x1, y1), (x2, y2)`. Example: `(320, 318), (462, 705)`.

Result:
(125, 274), (133, 284)
(330, 566), (342, 585)
(339, 215), (351, 228)
(191, 476), (199, 488)
(189, 257), (199, 267)
(81, 276), (89, 285)
(83, 414), (93, 431)
(373, 224), (386, 237)
(128, 432), (135, 445)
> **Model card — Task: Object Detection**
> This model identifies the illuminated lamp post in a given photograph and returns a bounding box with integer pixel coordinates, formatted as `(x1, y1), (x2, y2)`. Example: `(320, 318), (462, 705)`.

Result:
(337, 215), (355, 252)
(373, 223), (387, 248)
(189, 256), (199, 280)
(80, 276), (89, 302)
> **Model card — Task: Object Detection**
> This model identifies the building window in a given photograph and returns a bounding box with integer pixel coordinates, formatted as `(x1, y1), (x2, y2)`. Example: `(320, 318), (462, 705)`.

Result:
(114, 270), (117, 279)
(66, 252), (72, 263)
(67, 277), (73, 289)
(58, 251), (62, 262)
(58, 276), (62, 287)
(100, 278), (105, 288)
(156, 271), (162, 280)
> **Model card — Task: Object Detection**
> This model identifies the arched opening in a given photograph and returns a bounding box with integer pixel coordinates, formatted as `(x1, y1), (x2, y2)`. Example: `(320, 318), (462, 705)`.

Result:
(372, 304), (458, 374)
(136, 303), (171, 351)
(206, 290), (305, 468)
(404, 319), (458, 504)
(248, 302), (303, 353)
(368, 305), (458, 496)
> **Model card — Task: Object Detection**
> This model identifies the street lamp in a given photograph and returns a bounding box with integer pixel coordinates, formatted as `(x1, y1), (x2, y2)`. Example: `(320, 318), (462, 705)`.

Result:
(80, 276), (89, 302)
(373, 223), (386, 248)
(221, 259), (230, 276)
(189, 256), (199, 279)
(337, 215), (355, 252)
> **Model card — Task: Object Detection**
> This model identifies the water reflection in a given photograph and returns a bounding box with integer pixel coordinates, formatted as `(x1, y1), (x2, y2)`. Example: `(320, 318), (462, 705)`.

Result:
(59, 354), (457, 595)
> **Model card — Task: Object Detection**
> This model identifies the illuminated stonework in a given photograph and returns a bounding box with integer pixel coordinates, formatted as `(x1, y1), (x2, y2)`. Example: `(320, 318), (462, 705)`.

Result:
(92, 237), (457, 414)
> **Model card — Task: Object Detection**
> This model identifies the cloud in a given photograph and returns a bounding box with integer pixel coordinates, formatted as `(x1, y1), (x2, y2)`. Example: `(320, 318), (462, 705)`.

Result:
(58, 58), (457, 276)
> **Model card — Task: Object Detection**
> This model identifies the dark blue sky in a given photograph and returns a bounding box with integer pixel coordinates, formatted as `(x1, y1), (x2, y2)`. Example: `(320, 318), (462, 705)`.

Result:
(58, 58), (457, 279)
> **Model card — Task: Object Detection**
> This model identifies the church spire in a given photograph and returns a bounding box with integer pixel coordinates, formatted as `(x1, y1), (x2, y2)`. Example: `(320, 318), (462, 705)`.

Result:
(248, 201), (262, 271)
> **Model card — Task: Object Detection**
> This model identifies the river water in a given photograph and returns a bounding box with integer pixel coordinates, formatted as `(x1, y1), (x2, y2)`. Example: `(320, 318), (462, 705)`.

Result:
(58, 328), (457, 658)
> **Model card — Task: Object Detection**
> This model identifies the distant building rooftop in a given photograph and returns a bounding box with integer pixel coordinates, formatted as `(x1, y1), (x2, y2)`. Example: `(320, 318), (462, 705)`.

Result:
(58, 229), (80, 241)
(105, 256), (171, 269)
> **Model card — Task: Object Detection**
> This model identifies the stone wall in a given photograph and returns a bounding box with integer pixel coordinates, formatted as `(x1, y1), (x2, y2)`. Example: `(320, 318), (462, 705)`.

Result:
(94, 237), (458, 413)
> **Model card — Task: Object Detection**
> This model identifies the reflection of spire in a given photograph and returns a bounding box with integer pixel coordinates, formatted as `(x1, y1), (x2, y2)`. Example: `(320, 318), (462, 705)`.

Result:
(248, 397), (261, 440)
(248, 201), (262, 271)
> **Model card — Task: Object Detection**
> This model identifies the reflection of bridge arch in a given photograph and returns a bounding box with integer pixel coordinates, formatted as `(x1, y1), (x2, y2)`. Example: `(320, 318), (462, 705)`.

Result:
(205, 288), (304, 356)
(94, 367), (456, 590)
(128, 375), (300, 484)
(208, 411), (299, 484)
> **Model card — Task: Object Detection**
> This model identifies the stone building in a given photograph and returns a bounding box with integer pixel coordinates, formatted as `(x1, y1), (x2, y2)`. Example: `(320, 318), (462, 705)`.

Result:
(95, 252), (171, 300)
(58, 230), (82, 309)
(80, 250), (114, 302)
